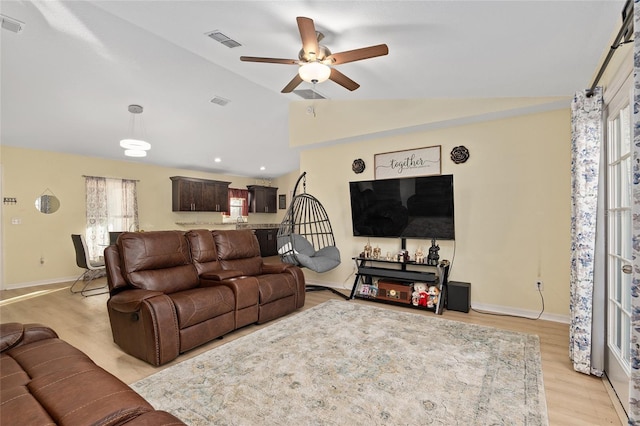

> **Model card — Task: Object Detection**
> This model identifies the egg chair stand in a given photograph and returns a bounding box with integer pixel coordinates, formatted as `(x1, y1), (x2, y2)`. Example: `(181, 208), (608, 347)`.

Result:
(277, 172), (349, 300)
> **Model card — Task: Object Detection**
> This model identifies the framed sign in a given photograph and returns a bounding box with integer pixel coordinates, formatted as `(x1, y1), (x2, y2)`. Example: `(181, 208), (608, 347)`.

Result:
(374, 146), (441, 179)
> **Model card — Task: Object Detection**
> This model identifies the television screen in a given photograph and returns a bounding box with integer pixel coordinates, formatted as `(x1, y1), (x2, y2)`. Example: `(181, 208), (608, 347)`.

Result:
(349, 175), (455, 240)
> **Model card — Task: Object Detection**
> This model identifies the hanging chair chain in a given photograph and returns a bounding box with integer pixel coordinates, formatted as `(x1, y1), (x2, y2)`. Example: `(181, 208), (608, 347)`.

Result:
(302, 174), (306, 194)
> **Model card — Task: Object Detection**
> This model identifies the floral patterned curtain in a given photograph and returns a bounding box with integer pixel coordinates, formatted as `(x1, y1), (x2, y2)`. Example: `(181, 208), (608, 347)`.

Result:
(629, 2), (640, 423)
(85, 176), (138, 260)
(569, 87), (603, 375)
(85, 176), (108, 260)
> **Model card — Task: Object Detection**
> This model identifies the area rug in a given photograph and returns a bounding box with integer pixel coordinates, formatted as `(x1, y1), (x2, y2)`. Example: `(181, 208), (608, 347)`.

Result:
(132, 300), (548, 425)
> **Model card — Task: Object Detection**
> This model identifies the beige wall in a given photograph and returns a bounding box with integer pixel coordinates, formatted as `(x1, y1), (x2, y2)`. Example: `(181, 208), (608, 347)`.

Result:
(1, 104), (572, 319)
(0, 146), (287, 288)
(295, 107), (571, 318)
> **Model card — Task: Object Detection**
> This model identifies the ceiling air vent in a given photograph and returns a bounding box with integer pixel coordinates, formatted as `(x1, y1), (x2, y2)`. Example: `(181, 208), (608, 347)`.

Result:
(205, 30), (241, 48)
(1, 14), (24, 33)
(293, 89), (326, 100)
(210, 96), (230, 106)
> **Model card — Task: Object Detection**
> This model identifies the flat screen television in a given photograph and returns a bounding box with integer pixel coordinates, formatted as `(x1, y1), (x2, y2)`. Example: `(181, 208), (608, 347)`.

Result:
(349, 174), (455, 240)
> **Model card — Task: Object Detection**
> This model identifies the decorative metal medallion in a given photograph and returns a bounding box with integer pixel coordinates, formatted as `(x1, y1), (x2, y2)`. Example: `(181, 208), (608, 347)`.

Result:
(352, 158), (366, 174)
(450, 146), (470, 164)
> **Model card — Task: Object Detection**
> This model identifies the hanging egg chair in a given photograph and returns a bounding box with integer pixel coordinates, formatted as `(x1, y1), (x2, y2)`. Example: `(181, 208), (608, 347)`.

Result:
(277, 172), (342, 275)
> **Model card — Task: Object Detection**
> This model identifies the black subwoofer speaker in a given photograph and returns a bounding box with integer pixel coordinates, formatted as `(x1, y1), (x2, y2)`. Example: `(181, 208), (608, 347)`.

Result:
(447, 281), (470, 313)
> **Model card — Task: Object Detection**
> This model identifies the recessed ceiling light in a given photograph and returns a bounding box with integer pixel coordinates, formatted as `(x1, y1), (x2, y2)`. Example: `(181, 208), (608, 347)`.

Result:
(260, 166), (266, 171)
(214, 157), (222, 163)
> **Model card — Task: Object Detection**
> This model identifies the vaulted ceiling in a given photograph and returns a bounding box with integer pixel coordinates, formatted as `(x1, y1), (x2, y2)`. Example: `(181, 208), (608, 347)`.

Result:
(0, 1), (625, 178)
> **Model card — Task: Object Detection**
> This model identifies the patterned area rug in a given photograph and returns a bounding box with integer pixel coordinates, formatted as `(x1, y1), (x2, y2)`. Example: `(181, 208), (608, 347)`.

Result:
(132, 300), (548, 425)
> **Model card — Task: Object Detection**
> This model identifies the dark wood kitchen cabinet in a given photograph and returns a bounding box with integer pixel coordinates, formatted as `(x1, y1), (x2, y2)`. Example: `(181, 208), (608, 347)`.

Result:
(171, 176), (230, 212)
(247, 185), (278, 213)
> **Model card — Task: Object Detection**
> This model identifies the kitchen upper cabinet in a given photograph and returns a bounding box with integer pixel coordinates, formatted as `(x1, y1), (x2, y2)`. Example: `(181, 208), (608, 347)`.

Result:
(171, 176), (230, 212)
(247, 185), (278, 213)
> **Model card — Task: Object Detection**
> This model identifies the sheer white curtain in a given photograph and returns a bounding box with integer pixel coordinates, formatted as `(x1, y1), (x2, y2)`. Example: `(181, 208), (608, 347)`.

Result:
(569, 87), (604, 376)
(85, 176), (138, 260)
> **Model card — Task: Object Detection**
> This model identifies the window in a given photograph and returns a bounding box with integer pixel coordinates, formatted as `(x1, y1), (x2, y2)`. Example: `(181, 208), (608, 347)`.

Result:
(228, 197), (245, 220)
(85, 176), (138, 260)
(223, 188), (249, 223)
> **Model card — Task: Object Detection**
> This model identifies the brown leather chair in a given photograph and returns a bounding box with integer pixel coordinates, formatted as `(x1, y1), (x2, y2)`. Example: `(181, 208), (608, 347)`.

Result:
(212, 229), (305, 323)
(104, 231), (235, 366)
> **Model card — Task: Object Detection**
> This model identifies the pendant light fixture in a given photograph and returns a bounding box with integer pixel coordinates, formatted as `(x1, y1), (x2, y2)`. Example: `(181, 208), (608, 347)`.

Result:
(120, 104), (150, 157)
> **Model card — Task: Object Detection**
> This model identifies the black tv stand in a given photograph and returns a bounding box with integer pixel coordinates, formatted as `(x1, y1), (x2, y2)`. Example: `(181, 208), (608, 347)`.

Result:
(350, 257), (450, 314)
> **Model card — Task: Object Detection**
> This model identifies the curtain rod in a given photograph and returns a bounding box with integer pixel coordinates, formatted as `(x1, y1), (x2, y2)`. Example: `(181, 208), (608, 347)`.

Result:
(82, 174), (140, 182)
(586, 0), (633, 97)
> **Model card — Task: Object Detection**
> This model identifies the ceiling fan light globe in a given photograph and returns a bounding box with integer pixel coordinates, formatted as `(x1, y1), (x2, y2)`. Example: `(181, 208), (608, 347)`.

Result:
(298, 62), (330, 84)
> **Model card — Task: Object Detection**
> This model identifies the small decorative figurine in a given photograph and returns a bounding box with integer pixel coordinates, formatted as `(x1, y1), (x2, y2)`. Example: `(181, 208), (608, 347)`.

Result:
(412, 282), (429, 307)
(427, 238), (440, 266)
(427, 286), (440, 308)
(372, 245), (381, 259)
(415, 246), (425, 264)
(364, 241), (372, 258)
(385, 252), (392, 261)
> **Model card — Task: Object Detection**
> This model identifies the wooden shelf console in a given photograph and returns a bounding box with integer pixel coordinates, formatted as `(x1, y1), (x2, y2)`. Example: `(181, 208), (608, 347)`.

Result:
(350, 257), (450, 315)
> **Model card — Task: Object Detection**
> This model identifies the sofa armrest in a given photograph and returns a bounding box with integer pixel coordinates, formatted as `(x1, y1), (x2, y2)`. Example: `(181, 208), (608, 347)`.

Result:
(115, 410), (186, 425)
(200, 269), (243, 281)
(261, 262), (291, 274)
(0, 323), (58, 353)
(108, 289), (164, 313)
(107, 293), (179, 366)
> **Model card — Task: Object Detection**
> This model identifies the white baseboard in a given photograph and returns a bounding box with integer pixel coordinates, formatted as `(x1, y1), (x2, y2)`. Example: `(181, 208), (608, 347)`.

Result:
(305, 279), (569, 324)
(470, 302), (569, 324)
(2, 276), (76, 291)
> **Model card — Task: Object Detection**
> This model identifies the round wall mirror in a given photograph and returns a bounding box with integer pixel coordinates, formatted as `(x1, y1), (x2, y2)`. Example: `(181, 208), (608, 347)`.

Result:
(35, 194), (60, 214)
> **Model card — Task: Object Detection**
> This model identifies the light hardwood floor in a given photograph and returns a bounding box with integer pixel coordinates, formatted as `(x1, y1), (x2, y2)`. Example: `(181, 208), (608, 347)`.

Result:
(0, 278), (623, 425)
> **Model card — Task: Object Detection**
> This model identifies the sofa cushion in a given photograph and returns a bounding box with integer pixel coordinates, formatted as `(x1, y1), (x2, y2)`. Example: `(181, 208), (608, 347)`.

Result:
(28, 367), (153, 426)
(169, 286), (235, 329)
(119, 231), (199, 293)
(257, 273), (296, 304)
(1, 385), (56, 425)
(186, 229), (222, 275)
(0, 354), (30, 388)
(213, 230), (263, 276)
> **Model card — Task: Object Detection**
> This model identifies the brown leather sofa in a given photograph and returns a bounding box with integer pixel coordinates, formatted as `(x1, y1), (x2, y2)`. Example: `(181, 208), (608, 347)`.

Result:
(104, 229), (305, 366)
(0, 322), (185, 426)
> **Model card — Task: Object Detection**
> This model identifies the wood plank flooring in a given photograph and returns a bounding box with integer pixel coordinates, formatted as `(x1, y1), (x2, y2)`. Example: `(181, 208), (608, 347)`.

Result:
(0, 278), (623, 425)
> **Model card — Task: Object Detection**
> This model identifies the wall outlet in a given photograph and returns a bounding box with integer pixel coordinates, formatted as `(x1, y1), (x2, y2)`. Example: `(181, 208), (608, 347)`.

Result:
(535, 280), (544, 291)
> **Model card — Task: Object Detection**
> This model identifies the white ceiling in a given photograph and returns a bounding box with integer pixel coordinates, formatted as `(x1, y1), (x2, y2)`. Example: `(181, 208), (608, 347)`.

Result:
(0, 1), (625, 178)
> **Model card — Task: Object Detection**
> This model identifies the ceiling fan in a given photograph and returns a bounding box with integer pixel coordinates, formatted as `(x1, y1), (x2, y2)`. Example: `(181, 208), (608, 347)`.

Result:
(240, 17), (389, 93)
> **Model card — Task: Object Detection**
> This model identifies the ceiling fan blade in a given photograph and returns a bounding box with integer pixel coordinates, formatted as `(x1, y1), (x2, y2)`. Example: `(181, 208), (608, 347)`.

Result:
(297, 17), (319, 59)
(281, 74), (304, 93)
(329, 68), (360, 91)
(326, 44), (389, 65)
(240, 56), (298, 65)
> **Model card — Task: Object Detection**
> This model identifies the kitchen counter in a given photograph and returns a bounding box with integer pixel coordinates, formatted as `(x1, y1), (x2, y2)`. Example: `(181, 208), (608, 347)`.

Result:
(235, 223), (279, 230)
